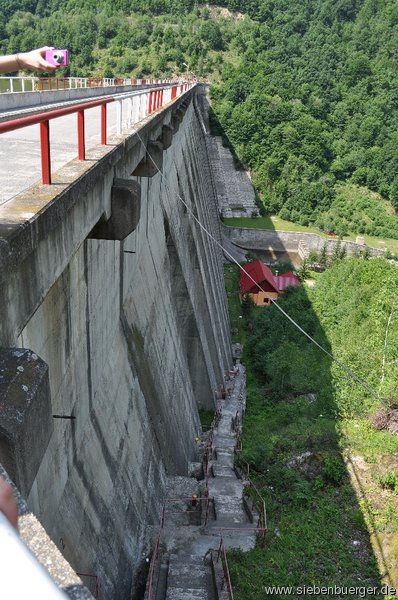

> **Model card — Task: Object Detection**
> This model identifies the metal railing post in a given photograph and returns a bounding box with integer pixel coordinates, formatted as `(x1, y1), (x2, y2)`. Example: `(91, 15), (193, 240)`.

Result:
(101, 104), (107, 145)
(77, 110), (85, 160)
(40, 120), (51, 184)
(128, 96), (133, 127)
(148, 90), (153, 114)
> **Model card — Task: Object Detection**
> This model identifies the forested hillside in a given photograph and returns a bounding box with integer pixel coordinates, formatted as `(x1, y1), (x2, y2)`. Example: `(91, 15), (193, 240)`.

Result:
(211, 0), (398, 238)
(0, 0), (243, 78)
(2, 0), (398, 238)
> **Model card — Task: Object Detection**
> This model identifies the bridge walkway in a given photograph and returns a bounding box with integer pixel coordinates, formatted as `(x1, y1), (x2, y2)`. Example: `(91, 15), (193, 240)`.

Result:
(0, 82), (183, 205)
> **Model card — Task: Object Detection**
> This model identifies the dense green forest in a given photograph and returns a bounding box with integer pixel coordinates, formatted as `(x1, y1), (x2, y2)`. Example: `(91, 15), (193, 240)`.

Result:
(0, 0), (240, 78)
(211, 0), (398, 238)
(2, 0), (398, 237)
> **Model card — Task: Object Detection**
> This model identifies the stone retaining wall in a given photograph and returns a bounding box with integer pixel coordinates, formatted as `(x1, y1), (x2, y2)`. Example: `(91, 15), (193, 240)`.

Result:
(222, 224), (386, 258)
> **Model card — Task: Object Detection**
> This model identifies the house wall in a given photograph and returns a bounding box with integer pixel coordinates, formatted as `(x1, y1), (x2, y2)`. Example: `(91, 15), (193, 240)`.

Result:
(251, 291), (279, 306)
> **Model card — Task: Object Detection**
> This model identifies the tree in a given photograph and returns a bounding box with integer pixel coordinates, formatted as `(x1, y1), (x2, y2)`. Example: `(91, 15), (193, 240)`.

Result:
(319, 244), (328, 270)
(297, 258), (310, 281)
(308, 250), (319, 269)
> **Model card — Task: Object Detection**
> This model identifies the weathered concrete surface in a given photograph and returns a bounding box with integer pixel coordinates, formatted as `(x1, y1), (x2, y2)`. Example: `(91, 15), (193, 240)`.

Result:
(197, 89), (258, 219)
(208, 137), (258, 218)
(0, 86), (232, 598)
(88, 178), (141, 240)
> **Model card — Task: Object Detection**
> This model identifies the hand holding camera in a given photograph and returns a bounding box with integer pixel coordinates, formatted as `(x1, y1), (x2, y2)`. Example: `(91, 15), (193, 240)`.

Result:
(0, 46), (68, 74)
(16, 47), (67, 72)
(44, 48), (68, 68)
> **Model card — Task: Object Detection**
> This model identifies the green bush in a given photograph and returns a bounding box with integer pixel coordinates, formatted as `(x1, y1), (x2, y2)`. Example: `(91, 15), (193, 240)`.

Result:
(322, 456), (346, 485)
(379, 471), (398, 493)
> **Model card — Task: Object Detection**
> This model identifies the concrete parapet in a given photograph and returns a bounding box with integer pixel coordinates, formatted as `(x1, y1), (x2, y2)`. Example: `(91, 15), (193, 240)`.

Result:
(0, 348), (52, 497)
(89, 178), (141, 240)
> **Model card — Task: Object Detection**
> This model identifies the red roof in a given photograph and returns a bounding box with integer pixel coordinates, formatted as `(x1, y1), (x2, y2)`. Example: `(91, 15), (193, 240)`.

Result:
(240, 261), (300, 295)
(240, 260), (279, 295)
(274, 272), (300, 291)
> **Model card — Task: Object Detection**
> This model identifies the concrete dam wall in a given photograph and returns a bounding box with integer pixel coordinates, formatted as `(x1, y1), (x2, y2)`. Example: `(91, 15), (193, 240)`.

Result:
(0, 87), (232, 597)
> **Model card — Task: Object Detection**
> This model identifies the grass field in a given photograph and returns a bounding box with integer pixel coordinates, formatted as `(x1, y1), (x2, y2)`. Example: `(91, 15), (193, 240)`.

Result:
(222, 215), (325, 235)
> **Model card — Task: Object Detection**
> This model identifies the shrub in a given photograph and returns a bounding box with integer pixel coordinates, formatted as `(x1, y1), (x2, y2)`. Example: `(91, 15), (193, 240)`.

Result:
(379, 471), (398, 493)
(322, 456), (346, 485)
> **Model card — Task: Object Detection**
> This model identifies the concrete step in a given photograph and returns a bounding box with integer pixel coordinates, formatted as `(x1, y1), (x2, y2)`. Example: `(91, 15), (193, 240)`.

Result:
(213, 451), (234, 467)
(211, 464), (236, 478)
(213, 454), (234, 468)
(167, 566), (207, 588)
(214, 447), (235, 458)
(166, 589), (210, 600)
(212, 435), (236, 448)
(213, 512), (248, 526)
(165, 555), (216, 600)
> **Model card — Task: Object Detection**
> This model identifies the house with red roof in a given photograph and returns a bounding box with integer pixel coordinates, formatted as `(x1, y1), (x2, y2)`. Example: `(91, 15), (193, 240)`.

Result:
(239, 260), (300, 306)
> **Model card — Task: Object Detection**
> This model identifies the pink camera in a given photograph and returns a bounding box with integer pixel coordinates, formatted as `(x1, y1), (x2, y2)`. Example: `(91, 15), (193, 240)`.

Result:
(44, 49), (68, 67)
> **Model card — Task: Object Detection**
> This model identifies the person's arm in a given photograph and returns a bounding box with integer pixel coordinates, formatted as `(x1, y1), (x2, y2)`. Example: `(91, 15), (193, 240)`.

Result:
(0, 479), (18, 529)
(0, 47), (58, 74)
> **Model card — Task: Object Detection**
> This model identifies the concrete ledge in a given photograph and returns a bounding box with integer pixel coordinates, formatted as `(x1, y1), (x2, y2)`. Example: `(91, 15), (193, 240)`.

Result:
(89, 178), (141, 240)
(171, 109), (184, 132)
(175, 108), (184, 121)
(0, 348), (52, 497)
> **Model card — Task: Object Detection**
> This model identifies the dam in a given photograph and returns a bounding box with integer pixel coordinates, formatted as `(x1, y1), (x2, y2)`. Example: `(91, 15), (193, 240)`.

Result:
(0, 83), (234, 597)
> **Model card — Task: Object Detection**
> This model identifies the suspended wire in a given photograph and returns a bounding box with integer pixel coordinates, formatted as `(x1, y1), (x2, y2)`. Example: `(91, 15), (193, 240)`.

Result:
(135, 127), (393, 414)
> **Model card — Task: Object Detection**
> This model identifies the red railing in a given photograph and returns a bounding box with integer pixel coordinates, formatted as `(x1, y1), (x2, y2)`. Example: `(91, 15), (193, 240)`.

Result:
(76, 572), (100, 599)
(35, 77), (177, 91)
(216, 534), (235, 600)
(146, 493), (215, 599)
(0, 82), (193, 186)
(216, 527), (267, 599)
(0, 97), (114, 184)
(146, 502), (166, 600)
(234, 438), (267, 538)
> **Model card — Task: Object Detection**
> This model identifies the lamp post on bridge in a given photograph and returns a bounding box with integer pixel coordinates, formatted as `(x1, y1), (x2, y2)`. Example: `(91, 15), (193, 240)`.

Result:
(183, 62), (197, 83)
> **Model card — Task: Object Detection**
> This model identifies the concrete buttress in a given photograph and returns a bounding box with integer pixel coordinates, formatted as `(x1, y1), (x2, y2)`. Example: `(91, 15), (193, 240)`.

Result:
(88, 178), (141, 240)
